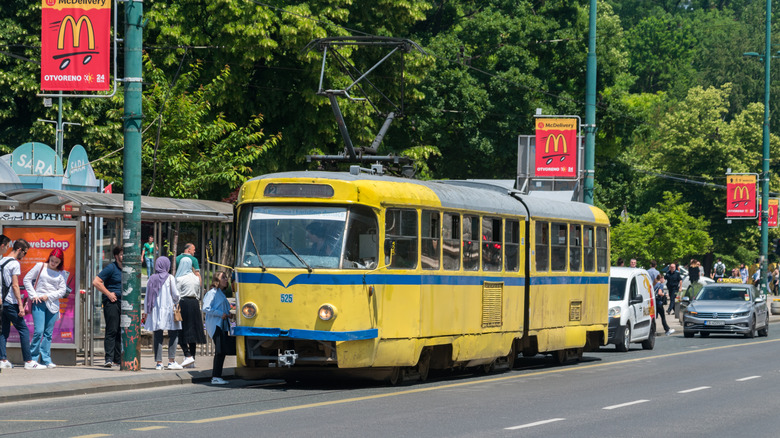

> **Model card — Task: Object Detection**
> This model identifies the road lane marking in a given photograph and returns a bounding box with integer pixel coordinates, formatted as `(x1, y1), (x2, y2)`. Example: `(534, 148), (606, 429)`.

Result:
(3, 420), (67, 422)
(603, 400), (649, 410)
(125, 337), (780, 425)
(736, 376), (761, 381)
(505, 418), (565, 430)
(131, 426), (168, 431)
(70, 435), (111, 438)
(678, 386), (711, 393)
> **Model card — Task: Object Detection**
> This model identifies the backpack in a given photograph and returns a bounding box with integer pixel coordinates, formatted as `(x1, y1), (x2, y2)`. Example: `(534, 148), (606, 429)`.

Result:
(0, 258), (14, 304)
(715, 262), (725, 276)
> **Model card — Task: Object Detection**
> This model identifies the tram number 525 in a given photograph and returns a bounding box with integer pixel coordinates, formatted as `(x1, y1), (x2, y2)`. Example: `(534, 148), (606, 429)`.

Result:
(280, 293), (293, 303)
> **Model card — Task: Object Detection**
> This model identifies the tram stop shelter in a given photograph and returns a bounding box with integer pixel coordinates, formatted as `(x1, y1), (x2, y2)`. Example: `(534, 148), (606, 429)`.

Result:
(0, 189), (233, 366)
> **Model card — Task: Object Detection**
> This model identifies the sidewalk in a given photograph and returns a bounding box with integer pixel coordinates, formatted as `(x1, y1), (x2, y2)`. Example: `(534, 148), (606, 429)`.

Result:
(0, 351), (237, 403)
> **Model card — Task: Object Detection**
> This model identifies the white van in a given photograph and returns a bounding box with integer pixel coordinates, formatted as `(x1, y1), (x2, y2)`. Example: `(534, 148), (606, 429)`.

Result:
(608, 267), (656, 351)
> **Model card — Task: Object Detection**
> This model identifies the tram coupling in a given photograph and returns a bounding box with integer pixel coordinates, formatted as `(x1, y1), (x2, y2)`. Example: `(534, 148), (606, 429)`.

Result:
(276, 350), (299, 367)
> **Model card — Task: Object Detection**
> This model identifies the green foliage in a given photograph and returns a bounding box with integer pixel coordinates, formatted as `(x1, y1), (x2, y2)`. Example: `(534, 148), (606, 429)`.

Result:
(612, 192), (713, 266)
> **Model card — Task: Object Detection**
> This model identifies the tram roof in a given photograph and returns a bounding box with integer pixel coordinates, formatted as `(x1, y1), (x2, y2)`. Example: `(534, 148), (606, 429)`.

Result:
(0, 189), (233, 222)
(249, 172), (604, 223)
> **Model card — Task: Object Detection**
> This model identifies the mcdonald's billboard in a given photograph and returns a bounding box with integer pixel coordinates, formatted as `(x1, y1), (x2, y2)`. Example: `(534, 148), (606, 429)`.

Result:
(41, 0), (111, 91)
(758, 198), (779, 228)
(726, 174), (757, 218)
(535, 117), (577, 178)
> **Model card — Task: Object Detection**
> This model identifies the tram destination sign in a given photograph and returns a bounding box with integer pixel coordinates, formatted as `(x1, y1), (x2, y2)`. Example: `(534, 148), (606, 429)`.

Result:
(726, 173), (758, 219)
(40, 0), (111, 91)
(534, 117), (577, 178)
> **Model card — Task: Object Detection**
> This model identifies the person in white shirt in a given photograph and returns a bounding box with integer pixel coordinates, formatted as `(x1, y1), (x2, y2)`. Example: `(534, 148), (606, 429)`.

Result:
(24, 248), (68, 368)
(0, 239), (45, 369)
(175, 257), (205, 368)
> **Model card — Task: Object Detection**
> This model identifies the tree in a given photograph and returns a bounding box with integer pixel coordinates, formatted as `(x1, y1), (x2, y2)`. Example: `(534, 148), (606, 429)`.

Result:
(611, 191), (713, 266)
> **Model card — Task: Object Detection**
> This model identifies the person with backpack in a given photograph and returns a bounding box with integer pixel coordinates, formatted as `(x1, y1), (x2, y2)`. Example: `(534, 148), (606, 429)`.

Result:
(24, 248), (67, 368)
(712, 258), (726, 281)
(0, 238), (45, 369)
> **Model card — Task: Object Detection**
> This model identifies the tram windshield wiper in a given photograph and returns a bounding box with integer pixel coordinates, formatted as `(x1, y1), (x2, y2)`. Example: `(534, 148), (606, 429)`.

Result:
(248, 228), (266, 271)
(276, 236), (312, 273)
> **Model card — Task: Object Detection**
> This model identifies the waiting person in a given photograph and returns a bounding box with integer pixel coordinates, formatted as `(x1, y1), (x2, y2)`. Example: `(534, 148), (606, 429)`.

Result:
(616, 258), (625, 267)
(653, 274), (674, 336)
(142, 257), (182, 370)
(24, 248), (67, 368)
(0, 234), (10, 256)
(175, 256), (205, 368)
(646, 260), (660, 285)
(629, 258), (637, 268)
(665, 263), (682, 316)
(0, 239), (44, 369)
(712, 258), (726, 281)
(93, 247), (123, 368)
(688, 259), (700, 284)
(177, 243), (201, 283)
(203, 271), (231, 385)
(141, 235), (155, 277)
(740, 263), (749, 284)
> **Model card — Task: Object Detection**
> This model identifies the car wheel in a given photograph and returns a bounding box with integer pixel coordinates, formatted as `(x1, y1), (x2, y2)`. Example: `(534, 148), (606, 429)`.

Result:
(745, 318), (756, 339)
(642, 323), (656, 350)
(684, 331), (695, 338)
(759, 316), (770, 337)
(699, 332), (710, 338)
(616, 326), (631, 352)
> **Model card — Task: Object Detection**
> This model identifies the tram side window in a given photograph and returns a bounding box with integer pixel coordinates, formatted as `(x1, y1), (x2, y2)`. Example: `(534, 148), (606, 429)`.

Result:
(343, 206), (379, 270)
(596, 226), (608, 273)
(385, 208), (418, 269)
(551, 222), (567, 271)
(569, 224), (582, 272)
(583, 225), (595, 272)
(462, 215), (480, 271)
(421, 210), (441, 270)
(482, 217), (502, 271)
(443, 213), (461, 270)
(535, 221), (549, 272)
(505, 220), (520, 272)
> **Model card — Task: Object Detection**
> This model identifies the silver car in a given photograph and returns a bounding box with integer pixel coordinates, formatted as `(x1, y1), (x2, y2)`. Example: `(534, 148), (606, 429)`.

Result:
(682, 283), (769, 338)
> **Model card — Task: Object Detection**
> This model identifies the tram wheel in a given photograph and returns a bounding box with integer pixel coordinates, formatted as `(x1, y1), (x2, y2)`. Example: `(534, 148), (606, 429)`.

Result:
(417, 349), (432, 382)
(388, 367), (403, 386)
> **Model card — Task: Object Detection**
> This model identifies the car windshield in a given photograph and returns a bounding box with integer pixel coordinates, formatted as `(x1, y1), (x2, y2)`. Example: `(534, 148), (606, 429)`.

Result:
(609, 278), (627, 300)
(695, 287), (751, 301)
(237, 204), (378, 269)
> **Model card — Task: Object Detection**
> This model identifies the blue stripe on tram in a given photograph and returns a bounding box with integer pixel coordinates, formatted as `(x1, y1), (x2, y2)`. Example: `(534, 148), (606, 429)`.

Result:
(233, 326), (379, 341)
(236, 272), (607, 287)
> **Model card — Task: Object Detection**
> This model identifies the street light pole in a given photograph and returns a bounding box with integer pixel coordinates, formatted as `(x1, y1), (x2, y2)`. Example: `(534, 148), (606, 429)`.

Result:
(761, 0), (771, 295)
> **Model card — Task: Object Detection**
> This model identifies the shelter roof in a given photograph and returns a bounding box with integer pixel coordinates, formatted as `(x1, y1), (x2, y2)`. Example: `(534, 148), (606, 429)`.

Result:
(0, 189), (232, 222)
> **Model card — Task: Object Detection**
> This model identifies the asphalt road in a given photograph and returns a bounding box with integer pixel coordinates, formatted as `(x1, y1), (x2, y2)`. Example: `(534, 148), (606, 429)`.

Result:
(3, 328), (780, 438)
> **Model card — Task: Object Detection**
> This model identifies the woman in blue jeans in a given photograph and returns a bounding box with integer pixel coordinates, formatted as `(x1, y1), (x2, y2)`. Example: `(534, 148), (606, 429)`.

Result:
(25, 248), (68, 368)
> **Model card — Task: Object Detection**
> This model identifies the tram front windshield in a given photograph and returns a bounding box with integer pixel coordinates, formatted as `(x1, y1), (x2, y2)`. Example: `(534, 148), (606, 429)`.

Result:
(238, 205), (378, 269)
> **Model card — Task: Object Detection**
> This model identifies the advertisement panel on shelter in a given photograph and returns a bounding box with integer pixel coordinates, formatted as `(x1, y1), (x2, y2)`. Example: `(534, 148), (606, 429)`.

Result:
(758, 198), (779, 228)
(2, 226), (77, 345)
(40, 0), (111, 91)
(534, 117), (577, 178)
(726, 174), (757, 218)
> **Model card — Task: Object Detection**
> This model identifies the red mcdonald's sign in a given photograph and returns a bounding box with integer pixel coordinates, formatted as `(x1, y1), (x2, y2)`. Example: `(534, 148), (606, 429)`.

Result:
(726, 174), (757, 218)
(758, 198), (779, 227)
(41, 0), (111, 91)
(534, 117), (577, 178)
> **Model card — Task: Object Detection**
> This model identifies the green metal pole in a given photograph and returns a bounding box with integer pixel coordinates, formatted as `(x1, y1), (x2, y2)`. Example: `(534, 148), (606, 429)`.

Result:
(57, 95), (63, 160)
(121, 0), (143, 370)
(761, 0), (771, 295)
(583, 0), (597, 205)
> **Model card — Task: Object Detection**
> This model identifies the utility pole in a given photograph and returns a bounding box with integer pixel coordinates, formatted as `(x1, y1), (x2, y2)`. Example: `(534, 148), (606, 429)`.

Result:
(583, 0), (597, 205)
(760, 0), (772, 295)
(121, 0), (143, 371)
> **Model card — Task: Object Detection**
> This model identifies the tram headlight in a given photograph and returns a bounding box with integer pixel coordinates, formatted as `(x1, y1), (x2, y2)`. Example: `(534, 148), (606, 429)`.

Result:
(242, 302), (257, 319)
(318, 304), (337, 321)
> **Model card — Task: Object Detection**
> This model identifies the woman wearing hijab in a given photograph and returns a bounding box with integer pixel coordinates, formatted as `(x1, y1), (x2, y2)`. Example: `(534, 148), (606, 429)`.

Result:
(142, 257), (183, 370)
(25, 248), (67, 368)
(175, 256), (206, 368)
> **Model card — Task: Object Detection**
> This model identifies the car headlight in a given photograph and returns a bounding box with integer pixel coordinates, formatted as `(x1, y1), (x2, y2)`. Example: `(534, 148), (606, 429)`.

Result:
(241, 302), (257, 318)
(733, 311), (750, 317)
(318, 304), (337, 321)
(608, 306), (621, 318)
(685, 308), (697, 315)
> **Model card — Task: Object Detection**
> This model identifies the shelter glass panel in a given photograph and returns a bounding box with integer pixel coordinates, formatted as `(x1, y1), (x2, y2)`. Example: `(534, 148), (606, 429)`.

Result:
(505, 220), (520, 272)
(443, 213), (460, 270)
(462, 215), (479, 271)
(551, 222), (567, 271)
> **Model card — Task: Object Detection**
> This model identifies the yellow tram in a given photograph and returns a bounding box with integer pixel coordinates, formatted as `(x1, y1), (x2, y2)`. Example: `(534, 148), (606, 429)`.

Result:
(232, 171), (610, 382)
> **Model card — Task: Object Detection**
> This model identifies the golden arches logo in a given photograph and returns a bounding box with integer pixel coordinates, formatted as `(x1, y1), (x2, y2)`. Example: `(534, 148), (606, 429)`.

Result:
(544, 134), (567, 154)
(57, 15), (95, 50)
(733, 185), (750, 201)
